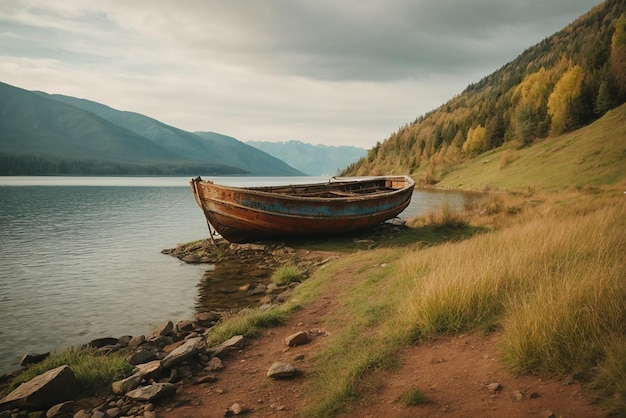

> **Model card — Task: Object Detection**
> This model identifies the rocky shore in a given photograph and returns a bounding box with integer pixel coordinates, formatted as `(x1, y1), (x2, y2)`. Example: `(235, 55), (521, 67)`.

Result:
(0, 239), (341, 418)
(0, 224), (404, 418)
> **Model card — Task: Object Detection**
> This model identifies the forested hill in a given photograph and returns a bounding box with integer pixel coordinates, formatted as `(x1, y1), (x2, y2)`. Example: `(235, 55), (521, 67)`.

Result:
(0, 83), (303, 176)
(342, 0), (626, 185)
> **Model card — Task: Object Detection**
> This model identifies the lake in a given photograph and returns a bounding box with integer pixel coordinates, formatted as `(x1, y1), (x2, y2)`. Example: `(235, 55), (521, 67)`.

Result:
(0, 176), (480, 375)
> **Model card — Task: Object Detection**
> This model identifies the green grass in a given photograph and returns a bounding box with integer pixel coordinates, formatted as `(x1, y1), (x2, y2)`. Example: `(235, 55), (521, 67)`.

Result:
(270, 264), (303, 285)
(436, 105), (626, 192)
(9, 347), (132, 397)
(292, 189), (625, 416)
(206, 267), (326, 346)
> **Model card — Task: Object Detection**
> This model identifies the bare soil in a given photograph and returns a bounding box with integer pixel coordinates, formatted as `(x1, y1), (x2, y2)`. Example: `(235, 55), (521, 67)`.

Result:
(154, 244), (607, 418)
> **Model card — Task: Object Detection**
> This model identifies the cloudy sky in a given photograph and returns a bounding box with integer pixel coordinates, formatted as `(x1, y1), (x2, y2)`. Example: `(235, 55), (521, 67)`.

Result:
(0, 1), (602, 148)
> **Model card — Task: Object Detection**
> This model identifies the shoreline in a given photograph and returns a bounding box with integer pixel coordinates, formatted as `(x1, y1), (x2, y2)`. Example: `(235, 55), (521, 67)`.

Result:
(0, 236), (344, 415)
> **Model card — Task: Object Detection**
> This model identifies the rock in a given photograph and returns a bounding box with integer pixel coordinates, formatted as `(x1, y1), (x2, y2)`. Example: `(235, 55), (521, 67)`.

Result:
(176, 320), (194, 332)
(210, 335), (246, 358)
(104, 407), (120, 417)
(150, 335), (174, 349)
(285, 331), (309, 347)
(20, 352), (50, 367)
(266, 283), (279, 294)
(72, 409), (91, 418)
(195, 312), (220, 327)
(161, 337), (206, 369)
(229, 402), (246, 415)
(267, 362), (298, 379)
(111, 373), (143, 395)
(128, 350), (156, 366)
(512, 390), (524, 401)
(0, 365), (76, 411)
(117, 335), (133, 347)
(229, 243), (266, 251)
(150, 321), (173, 339)
(163, 340), (185, 354)
(125, 383), (176, 402)
(133, 360), (162, 381)
(174, 365), (193, 381)
(205, 357), (223, 371)
(219, 335), (245, 350)
(247, 284), (267, 296)
(46, 400), (75, 417)
(486, 382), (502, 393)
(162, 368), (178, 383)
(191, 374), (218, 384)
(128, 335), (145, 347)
(86, 337), (118, 349)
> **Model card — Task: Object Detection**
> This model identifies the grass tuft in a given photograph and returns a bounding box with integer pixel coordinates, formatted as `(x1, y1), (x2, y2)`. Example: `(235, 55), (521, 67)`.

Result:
(398, 387), (428, 406)
(10, 347), (132, 396)
(591, 337), (626, 415)
(271, 264), (303, 285)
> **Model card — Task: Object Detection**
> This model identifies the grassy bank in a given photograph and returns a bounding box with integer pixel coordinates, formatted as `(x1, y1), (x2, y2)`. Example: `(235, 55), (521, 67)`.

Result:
(266, 188), (625, 416)
(6, 188), (623, 415)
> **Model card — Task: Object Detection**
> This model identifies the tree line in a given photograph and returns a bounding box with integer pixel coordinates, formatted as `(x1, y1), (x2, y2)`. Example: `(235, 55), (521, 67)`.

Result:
(0, 153), (248, 176)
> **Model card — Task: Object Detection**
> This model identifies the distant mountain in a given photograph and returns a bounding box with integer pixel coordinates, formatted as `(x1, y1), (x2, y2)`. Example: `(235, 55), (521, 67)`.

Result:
(246, 140), (366, 176)
(0, 82), (303, 176)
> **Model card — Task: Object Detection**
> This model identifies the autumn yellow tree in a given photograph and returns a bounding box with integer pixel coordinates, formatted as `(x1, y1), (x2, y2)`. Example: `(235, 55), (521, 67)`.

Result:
(462, 125), (488, 154)
(548, 65), (586, 136)
(511, 68), (553, 145)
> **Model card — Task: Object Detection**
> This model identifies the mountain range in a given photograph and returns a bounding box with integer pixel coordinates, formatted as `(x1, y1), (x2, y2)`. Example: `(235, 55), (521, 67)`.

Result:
(0, 82), (369, 177)
(0, 83), (303, 176)
(246, 140), (366, 176)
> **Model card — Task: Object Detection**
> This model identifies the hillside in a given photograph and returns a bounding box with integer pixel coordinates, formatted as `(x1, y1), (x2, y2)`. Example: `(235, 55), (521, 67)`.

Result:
(0, 83), (303, 176)
(342, 0), (626, 191)
(246, 140), (366, 175)
(438, 103), (626, 192)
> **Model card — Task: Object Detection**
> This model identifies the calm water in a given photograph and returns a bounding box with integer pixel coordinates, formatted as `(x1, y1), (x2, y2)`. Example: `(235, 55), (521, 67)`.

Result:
(0, 176), (479, 375)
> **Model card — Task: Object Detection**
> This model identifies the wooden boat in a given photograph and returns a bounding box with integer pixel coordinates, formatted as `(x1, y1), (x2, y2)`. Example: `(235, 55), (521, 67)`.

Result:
(190, 175), (415, 243)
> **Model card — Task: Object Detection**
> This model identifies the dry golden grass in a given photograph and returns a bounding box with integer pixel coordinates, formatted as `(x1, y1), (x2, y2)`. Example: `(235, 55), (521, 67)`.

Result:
(396, 188), (625, 412)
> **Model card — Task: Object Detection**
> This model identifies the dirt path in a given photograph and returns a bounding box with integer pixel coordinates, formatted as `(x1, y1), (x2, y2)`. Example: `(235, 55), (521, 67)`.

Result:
(154, 244), (606, 418)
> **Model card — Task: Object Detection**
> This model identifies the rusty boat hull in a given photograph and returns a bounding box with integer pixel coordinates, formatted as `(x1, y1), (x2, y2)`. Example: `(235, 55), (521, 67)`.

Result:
(190, 175), (415, 243)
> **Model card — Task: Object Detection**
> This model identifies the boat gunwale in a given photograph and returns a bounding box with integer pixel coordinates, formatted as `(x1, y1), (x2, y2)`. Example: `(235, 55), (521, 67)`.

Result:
(191, 175), (415, 203)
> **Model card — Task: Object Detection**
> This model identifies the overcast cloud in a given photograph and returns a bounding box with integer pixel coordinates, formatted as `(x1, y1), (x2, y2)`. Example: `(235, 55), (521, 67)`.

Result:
(0, 0), (602, 147)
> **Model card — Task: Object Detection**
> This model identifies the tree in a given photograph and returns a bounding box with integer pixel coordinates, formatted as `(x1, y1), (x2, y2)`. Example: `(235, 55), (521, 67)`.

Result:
(462, 125), (488, 154)
(595, 78), (613, 115)
(511, 68), (553, 145)
(548, 65), (586, 136)
(609, 13), (626, 101)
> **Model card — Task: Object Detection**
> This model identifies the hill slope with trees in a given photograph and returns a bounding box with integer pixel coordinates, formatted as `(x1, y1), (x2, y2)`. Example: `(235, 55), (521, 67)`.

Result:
(342, 0), (626, 189)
